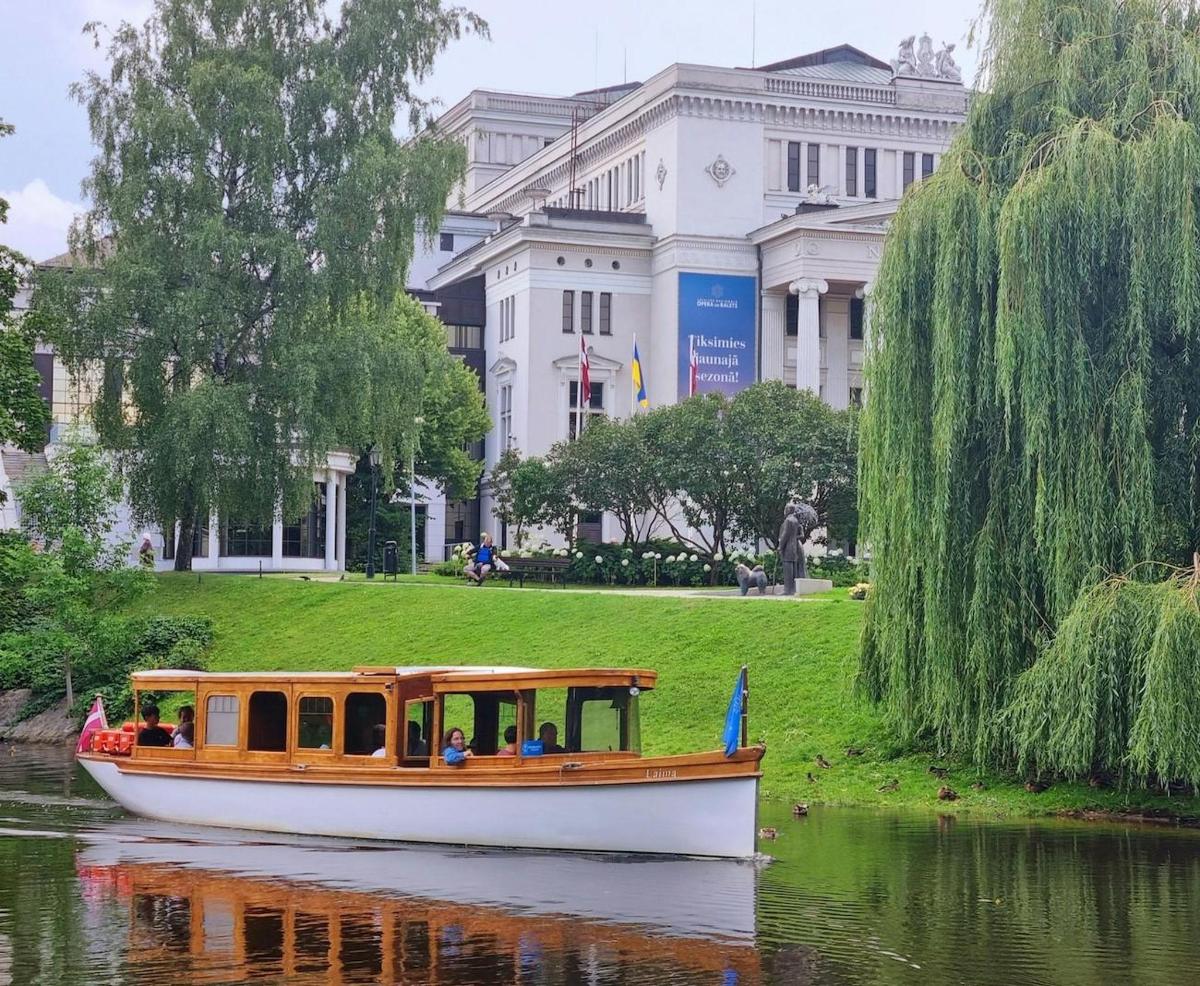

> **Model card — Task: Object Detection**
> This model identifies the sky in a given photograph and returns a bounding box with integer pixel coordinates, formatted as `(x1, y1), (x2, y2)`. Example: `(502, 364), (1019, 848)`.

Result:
(0, 0), (981, 262)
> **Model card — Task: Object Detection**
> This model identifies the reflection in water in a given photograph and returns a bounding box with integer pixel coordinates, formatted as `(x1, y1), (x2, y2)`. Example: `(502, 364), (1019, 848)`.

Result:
(74, 859), (757, 984)
(4, 744), (1200, 984)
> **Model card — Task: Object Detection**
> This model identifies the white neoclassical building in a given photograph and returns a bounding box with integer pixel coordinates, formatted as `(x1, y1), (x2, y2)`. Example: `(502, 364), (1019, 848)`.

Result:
(410, 39), (969, 552)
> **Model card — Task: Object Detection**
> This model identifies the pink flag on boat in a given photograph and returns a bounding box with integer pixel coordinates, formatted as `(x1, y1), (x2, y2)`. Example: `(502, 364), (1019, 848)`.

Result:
(76, 695), (108, 753)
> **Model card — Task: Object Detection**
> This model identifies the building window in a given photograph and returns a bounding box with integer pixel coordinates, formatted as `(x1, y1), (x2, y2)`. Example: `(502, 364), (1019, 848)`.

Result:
(222, 521), (272, 558)
(599, 292), (612, 335)
(787, 141), (801, 192)
(283, 483), (325, 558)
(864, 149), (877, 199)
(807, 143), (820, 189)
(248, 691), (288, 752)
(850, 297), (865, 340)
(850, 386), (864, 408)
(439, 232), (454, 252)
(497, 296), (515, 342)
(561, 290), (574, 333)
(903, 152), (915, 191)
(581, 291), (593, 334)
(786, 293), (798, 336)
(499, 383), (513, 450)
(204, 695), (239, 747)
(922, 153), (934, 179)
(446, 324), (482, 349)
(344, 693), (387, 755)
(298, 696), (334, 749)
(568, 380), (605, 439)
(845, 147), (857, 197)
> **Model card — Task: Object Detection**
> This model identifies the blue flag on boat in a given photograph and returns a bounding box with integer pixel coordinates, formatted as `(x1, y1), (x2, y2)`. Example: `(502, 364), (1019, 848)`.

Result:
(722, 666), (747, 757)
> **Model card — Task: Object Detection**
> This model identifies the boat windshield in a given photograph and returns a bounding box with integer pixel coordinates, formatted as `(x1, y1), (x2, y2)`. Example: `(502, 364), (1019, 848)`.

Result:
(567, 686), (641, 754)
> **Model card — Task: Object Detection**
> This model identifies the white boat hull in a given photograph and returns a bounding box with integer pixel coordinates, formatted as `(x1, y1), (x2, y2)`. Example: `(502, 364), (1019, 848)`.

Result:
(79, 758), (760, 858)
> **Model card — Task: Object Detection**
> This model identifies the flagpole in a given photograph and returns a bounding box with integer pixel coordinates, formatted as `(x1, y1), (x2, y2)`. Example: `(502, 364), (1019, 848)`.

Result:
(740, 664), (749, 749)
(631, 334), (638, 418)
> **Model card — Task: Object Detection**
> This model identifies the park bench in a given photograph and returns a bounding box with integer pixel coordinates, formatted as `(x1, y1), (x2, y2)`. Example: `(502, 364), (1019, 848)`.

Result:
(492, 556), (572, 588)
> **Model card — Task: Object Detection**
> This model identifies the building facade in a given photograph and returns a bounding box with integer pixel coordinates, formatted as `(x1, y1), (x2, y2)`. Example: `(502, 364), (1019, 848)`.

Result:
(412, 39), (969, 552)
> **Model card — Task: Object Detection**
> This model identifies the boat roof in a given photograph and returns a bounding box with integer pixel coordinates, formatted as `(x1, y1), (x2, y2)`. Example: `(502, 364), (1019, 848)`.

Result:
(130, 666), (658, 689)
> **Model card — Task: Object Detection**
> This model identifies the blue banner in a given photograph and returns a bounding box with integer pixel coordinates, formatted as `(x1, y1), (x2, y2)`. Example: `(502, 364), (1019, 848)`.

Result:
(722, 666), (747, 757)
(677, 273), (757, 398)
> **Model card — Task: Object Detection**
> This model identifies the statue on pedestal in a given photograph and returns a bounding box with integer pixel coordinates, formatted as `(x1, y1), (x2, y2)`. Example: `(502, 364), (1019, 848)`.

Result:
(778, 501), (819, 595)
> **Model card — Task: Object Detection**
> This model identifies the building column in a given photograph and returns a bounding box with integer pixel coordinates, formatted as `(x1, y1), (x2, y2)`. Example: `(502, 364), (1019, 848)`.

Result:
(271, 507), (283, 570)
(337, 473), (348, 569)
(761, 291), (787, 381)
(324, 471), (337, 571)
(789, 278), (827, 396)
(207, 509), (219, 563)
(894, 151), (905, 197)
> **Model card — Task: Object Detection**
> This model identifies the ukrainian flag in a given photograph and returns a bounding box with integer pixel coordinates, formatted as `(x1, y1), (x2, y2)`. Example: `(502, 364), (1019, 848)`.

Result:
(632, 339), (649, 409)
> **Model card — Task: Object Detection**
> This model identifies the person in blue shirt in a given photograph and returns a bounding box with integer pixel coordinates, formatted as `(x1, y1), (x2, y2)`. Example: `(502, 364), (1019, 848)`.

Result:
(442, 726), (474, 765)
(463, 533), (499, 584)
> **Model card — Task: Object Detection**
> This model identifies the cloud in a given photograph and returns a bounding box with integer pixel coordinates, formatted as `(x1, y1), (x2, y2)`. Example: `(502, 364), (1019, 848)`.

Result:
(1, 179), (83, 262)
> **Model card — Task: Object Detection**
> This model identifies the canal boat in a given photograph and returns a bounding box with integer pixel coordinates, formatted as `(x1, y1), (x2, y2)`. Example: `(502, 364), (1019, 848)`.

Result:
(77, 665), (764, 858)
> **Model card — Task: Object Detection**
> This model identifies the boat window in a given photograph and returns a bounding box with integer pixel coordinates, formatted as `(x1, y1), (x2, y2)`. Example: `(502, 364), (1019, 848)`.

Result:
(344, 692), (387, 756)
(526, 687), (569, 753)
(567, 687), (641, 754)
(441, 693), (476, 752)
(205, 695), (239, 746)
(134, 689), (197, 750)
(297, 696), (334, 750)
(248, 691), (289, 752)
(404, 700), (433, 761)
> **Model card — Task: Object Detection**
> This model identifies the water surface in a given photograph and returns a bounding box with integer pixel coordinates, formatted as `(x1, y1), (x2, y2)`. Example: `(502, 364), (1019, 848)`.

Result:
(1, 744), (1198, 984)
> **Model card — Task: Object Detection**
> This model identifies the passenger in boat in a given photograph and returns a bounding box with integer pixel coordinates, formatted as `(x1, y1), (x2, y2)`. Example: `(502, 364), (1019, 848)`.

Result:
(538, 722), (565, 754)
(407, 720), (428, 757)
(463, 533), (498, 584)
(370, 724), (388, 757)
(496, 725), (518, 757)
(442, 727), (474, 765)
(137, 705), (172, 747)
(172, 720), (194, 749)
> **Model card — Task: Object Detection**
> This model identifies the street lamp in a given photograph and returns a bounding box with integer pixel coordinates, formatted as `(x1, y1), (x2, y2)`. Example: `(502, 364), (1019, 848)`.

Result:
(410, 416), (425, 576)
(366, 445), (381, 579)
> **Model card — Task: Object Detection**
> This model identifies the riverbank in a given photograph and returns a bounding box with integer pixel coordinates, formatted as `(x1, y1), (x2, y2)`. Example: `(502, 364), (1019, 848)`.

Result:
(124, 574), (1200, 819)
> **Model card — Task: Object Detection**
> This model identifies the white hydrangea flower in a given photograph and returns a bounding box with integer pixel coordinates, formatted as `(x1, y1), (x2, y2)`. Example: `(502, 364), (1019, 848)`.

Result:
(703, 563), (712, 572)
(689, 554), (698, 562)
(575, 550), (584, 559)
(654, 553), (662, 560)
(621, 559), (629, 567)
(714, 551), (724, 561)
(594, 555), (603, 564)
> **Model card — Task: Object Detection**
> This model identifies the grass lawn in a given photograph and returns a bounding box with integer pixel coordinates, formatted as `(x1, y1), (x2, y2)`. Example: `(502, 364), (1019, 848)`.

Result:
(129, 574), (1200, 819)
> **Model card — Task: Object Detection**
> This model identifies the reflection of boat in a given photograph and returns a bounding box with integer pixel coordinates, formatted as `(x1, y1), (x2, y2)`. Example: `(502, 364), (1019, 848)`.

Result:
(74, 827), (762, 984)
(75, 819), (759, 943)
(78, 666), (764, 857)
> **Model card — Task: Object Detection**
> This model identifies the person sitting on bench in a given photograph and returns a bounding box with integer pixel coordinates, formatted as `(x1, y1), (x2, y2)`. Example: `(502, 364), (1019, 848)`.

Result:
(463, 533), (498, 584)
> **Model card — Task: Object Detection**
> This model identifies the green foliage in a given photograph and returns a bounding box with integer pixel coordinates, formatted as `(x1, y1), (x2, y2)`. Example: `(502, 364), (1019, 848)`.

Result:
(562, 416), (660, 545)
(31, 0), (485, 569)
(0, 120), (51, 464)
(1005, 570), (1200, 787)
(860, 0), (1200, 772)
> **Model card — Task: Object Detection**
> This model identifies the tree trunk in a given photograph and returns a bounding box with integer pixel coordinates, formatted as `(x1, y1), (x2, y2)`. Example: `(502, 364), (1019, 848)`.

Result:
(64, 654), (74, 709)
(174, 513), (196, 571)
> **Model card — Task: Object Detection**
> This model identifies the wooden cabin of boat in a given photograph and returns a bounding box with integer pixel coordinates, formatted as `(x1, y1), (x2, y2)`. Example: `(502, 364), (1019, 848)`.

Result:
(86, 665), (763, 784)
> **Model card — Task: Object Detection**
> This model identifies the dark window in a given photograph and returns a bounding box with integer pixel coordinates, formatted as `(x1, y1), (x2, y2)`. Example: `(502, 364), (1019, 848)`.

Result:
(298, 696), (334, 749)
(581, 291), (593, 334)
(162, 524), (174, 560)
(845, 147), (857, 197)
(787, 141), (801, 192)
(446, 324), (482, 349)
(439, 232), (454, 252)
(903, 152), (915, 191)
(599, 292), (612, 335)
(922, 153), (934, 179)
(222, 521), (272, 557)
(864, 149), (877, 199)
(248, 691), (288, 752)
(786, 293), (798, 337)
(850, 387), (864, 408)
(850, 297), (865, 340)
(561, 290), (574, 333)
(568, 381), (604, 439)
(283, 483), (325, 558)
(807, 143), (820, 189)
(345, 692), (387, 756)
(192, 517), (209, 558)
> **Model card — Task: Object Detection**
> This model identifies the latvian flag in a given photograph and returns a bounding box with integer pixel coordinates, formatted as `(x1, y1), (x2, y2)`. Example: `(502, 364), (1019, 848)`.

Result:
(76, 695), (108, 754)
(579, 332), (591, 405)
(688, 334), (699, 397)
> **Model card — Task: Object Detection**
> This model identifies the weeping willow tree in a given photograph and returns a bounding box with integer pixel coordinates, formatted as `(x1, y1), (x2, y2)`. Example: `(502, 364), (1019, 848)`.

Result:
(860, 0), (1200, 781)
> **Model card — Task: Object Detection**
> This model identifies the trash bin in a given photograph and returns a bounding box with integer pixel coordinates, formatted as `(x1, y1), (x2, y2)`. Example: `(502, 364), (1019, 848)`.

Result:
(383, 541), (398, 579)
